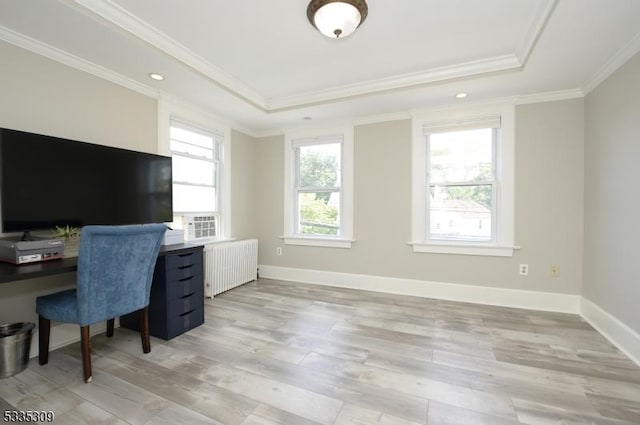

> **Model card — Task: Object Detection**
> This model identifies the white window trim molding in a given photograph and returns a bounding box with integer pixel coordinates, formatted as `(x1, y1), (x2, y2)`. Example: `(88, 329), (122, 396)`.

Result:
(283, 126), (354, 249)
(280, 235), (354, 249)
(410, 101), (515, 256)
(158, 97), (232, 241)
(408, 241), (519, 257)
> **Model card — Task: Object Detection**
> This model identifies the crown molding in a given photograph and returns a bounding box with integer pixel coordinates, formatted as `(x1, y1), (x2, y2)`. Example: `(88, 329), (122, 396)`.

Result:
(516, 0), (558, 65)
(281, 120), (355, 136)
(352, 111), (412, 126)
(0, 24), (158, 99)
(68, 0), (268, 110)
(409, 97), (518, 118)
(0, 23), (264, 138)
(0, 20), (592, 140)
(65, 0), (559, 112)
(267, 55), (522, 111)
(252, 111), (415, 139)
(1, 1), (599, 139)
(583, 30), (640, 94)
(158, 93), (260, 138)
(251, 129), (286, 139)
(4, 0), (603, 128)
(269, 0), (557, 112)
(515, 88), (584, 105)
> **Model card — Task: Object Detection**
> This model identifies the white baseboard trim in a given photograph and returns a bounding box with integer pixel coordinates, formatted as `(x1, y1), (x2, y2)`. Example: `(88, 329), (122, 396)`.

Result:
(28, 321), (109, 359)
(259, 265), (640, 366)
(258, 265), (581, 313)
(579, 298), (640, 366)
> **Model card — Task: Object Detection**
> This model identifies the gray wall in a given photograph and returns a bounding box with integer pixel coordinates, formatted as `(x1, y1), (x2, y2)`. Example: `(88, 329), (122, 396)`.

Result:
(0, 40), (159, 324)
(230, 129), (256, 239)
(584, 51), (640, 334)
(10, 33), (638, 336)
(0, 41), (157, 153)
(256, 99), (585, 294)
(0, 41), (261, 325)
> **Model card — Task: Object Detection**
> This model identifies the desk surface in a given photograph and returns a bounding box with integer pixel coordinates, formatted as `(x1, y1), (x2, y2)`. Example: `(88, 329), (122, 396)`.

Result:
(0, 243), (203, 284)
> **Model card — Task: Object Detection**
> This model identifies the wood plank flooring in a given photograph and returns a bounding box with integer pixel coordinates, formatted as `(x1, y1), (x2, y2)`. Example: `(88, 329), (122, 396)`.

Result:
(2, 278), (640, 424)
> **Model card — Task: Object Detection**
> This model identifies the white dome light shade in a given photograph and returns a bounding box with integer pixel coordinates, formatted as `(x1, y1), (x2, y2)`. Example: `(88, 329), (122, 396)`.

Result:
(315, 3), (360, 38)
(307, 0), (368, 39)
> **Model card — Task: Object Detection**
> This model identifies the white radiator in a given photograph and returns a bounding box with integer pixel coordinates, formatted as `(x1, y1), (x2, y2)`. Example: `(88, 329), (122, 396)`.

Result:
(204, 239), (258, 297)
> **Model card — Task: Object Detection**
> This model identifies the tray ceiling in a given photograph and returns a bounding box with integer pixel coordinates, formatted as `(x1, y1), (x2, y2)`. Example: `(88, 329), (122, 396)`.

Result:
(0, 0), (639, 133)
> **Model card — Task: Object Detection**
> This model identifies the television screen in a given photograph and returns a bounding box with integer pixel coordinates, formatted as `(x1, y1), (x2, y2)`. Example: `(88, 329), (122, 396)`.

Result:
(0, 128), (172, 233)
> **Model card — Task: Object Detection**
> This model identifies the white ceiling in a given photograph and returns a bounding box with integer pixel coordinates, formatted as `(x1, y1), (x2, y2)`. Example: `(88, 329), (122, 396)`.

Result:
(1, 0), (639, 135)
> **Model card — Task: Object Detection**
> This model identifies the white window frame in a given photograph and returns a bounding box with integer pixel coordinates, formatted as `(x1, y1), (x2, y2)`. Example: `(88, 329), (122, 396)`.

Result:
(158, 98), (232, 241)
(411, 102), (515, 256)
(170, 119), (221, 231)
(283, 126), (354, 248)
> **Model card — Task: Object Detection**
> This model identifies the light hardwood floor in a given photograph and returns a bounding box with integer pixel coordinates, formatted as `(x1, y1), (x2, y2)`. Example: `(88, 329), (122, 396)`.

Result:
(2, 278), (640, 424)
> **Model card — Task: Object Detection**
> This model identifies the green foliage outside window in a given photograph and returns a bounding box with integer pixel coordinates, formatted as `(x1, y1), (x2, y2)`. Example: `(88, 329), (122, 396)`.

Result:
(298, 148), (340, 235)
(299, 193), (339, 235)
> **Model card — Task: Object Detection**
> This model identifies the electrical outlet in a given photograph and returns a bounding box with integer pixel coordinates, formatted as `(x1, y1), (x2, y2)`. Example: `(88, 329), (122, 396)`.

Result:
(551, 265), (559, 277)
(519, 264), (529, 276)
(276, 247), (282, 256)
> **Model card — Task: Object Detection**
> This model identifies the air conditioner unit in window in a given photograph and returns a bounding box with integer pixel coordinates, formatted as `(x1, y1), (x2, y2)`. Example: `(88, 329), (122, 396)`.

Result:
(182, 214), (216, 240)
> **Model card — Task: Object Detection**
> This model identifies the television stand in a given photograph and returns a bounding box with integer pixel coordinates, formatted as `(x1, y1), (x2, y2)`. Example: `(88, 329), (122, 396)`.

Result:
(20, 231), (35, 242)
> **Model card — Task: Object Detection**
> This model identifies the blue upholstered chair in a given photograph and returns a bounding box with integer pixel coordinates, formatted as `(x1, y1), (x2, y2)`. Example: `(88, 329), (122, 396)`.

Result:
(36, 224), (167, 383)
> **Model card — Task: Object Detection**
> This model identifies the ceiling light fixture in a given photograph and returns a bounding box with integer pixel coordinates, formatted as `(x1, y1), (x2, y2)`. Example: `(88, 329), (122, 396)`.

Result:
(149, 73), (164, 81)
(455, 92), (468, 99)
(307, 0), (368, 39)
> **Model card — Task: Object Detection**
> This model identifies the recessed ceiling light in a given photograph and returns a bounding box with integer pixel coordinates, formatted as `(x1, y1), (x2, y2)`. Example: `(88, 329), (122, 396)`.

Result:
(149, 73), (164, 81)
(303, 116), (313, 120)
(455, 92), (468, 99)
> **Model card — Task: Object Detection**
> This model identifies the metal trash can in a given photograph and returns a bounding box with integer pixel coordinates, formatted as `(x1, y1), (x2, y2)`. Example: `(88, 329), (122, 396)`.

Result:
(0, 322), (35, 378)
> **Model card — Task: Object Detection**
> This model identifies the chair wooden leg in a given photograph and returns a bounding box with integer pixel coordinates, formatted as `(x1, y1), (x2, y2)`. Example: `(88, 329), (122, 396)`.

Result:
(38, 316), (50, 365)
(80, 326), (92, 383)
(106, 318), (115, 337)
(140, 307), (151, 354)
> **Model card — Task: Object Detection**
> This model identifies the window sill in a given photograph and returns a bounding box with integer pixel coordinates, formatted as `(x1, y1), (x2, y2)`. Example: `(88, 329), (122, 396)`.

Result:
(282, 236), (354, 249)
(408, 241), (519, 257)
(188, 237), (236, 245)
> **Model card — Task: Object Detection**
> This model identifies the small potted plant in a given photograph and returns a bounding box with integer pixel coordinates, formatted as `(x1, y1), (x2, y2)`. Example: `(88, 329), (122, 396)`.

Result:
(51, 225), (80, 240)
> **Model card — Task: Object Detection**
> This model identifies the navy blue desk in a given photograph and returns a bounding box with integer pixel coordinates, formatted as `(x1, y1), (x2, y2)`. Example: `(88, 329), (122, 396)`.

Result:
(0, 257), (78, 284)
(0, 243), (202, 284)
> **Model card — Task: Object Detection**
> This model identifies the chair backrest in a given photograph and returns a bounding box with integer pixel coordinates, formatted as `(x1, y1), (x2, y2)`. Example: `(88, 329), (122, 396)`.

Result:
(75, 224), (167, 326)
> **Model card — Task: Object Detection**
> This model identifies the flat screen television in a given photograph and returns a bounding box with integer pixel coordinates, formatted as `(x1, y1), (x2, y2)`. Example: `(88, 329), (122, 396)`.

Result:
(0, 128), (172, 234)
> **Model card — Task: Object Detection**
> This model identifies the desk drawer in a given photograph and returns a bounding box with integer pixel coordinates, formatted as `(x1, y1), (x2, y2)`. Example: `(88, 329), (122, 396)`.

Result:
(167, 265), (200, 282)
(168, 290), (203, 316)
(123, 245), (205, 340)
(168, 272), (203, 298)
(166, 306), (204, 339)
(166, 250), (201, 270)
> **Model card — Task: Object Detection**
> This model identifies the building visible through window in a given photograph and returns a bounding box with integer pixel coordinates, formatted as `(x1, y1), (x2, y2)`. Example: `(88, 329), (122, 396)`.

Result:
(411, 103), (515, 256)
(427, 127), (495, 242)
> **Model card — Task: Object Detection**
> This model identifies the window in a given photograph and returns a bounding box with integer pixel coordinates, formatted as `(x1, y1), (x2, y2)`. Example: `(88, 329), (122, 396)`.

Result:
(428, 126), (496, 242)
(296, 142), (342, 236)
(284, 127), (354, 248)
(169, 121), (222, 240)
(411, 103), (515, 256)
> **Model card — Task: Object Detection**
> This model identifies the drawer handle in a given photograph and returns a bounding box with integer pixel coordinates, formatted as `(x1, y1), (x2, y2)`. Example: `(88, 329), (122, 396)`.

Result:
(180, 291), (197, 299)
(178, 264), (194, 270)
(178, 252), (194, 258)
(178, 276), (194, 282)
(180, 308), (195, 317)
